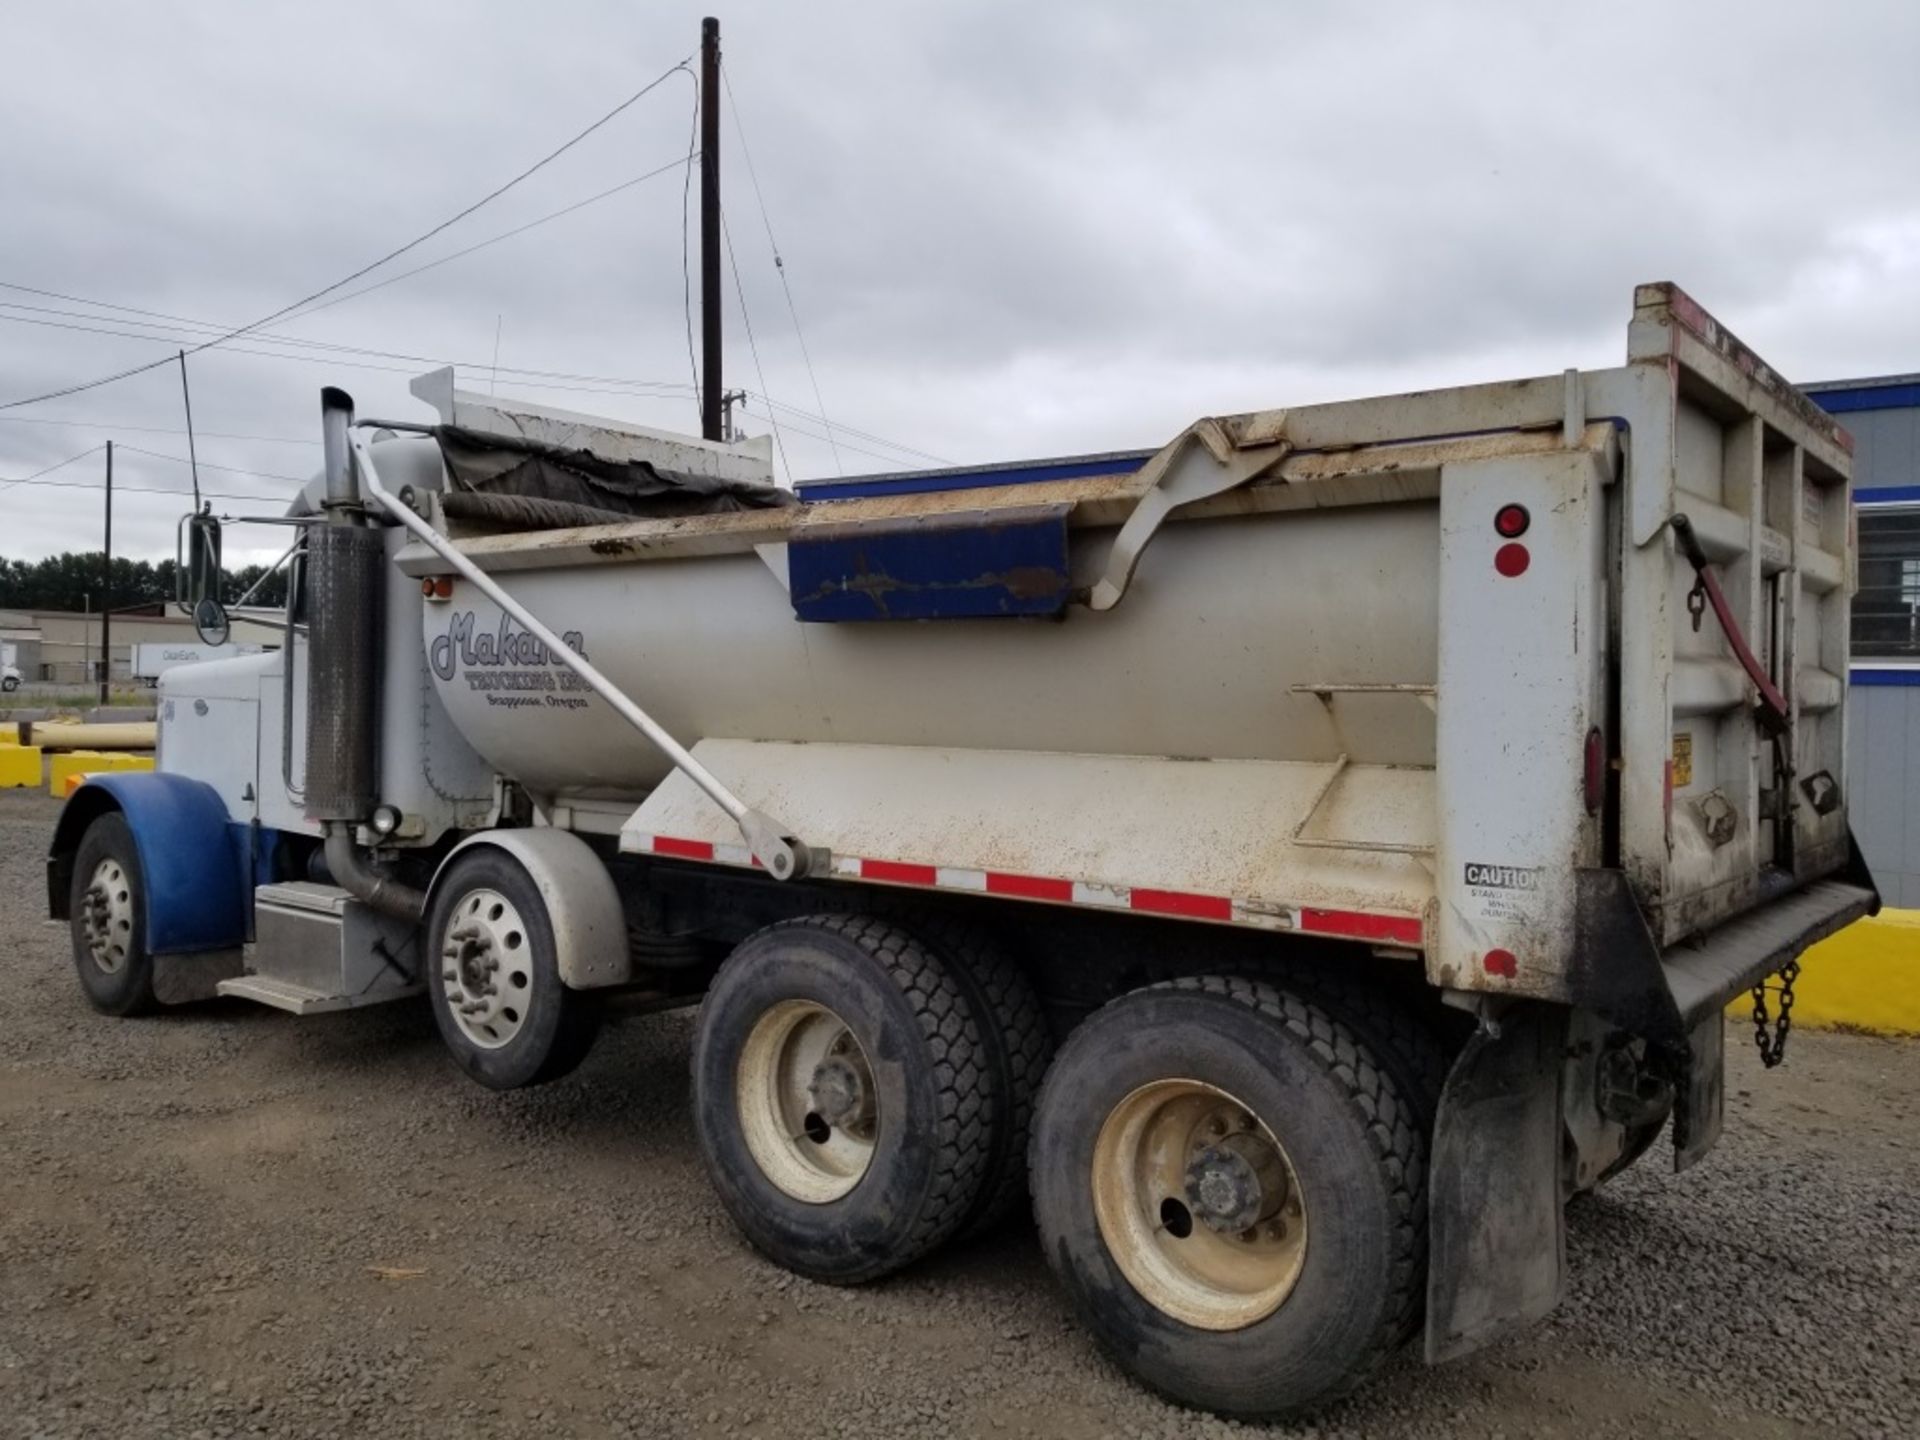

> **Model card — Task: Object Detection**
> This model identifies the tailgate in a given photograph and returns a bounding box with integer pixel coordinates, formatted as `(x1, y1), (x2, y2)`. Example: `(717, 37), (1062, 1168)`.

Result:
(1620, 286), (1858, 946)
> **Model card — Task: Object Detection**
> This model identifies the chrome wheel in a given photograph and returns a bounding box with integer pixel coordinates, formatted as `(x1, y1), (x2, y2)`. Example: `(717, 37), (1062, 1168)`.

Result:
(736, 1000), (878, 1203)
(1092, 1078), (1308, 1331)
(79, 858), (134, 975)
(438, 888), (533, 1050)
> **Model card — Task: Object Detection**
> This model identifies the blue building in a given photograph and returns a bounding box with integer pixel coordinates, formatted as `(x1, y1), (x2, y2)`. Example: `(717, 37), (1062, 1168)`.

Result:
(1810, 374), (1920, 904)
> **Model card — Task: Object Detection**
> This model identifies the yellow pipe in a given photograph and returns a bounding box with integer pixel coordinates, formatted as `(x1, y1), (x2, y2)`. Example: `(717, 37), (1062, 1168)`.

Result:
(22, 721), (156, 752)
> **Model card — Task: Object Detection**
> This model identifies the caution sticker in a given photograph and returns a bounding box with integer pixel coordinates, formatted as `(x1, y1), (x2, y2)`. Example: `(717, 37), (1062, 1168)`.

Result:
(1672, 732), (1693, 789)
(1463, 862), (1541, 922)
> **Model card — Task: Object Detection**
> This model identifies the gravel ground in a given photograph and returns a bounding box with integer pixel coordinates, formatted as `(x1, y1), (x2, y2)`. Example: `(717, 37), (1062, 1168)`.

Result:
(3, 785), (1916, 1439)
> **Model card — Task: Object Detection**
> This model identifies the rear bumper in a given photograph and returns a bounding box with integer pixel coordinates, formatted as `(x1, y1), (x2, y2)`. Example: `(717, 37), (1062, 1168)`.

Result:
(1570, 841), (1879, 1044)
(1662, 879), (1877, 1027)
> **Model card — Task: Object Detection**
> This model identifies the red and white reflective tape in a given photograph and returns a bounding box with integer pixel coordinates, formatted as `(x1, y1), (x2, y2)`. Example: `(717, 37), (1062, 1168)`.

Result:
(626, 833), (1423, 949)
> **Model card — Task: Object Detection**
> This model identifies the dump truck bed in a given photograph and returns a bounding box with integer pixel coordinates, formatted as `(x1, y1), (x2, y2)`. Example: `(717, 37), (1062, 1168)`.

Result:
(392, 283), (1865, 1017)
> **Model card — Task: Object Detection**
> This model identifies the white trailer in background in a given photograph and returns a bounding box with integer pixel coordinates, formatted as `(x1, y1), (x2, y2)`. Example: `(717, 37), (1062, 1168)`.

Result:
(46, 286), (1876, 1416)
(130, 642), (267, 684)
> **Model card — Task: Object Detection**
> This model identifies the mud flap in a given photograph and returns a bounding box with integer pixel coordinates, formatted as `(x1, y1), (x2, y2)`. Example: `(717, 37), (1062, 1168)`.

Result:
(1425, 1001), (1568, 1364)
(153, 948), (245, 1005)
(1671, 1009), (1724, 1173)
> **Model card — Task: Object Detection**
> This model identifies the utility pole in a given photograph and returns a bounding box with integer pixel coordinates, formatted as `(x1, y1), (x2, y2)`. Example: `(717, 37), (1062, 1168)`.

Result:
(99, 440), (112, 703)
(177, 350), (202, 509)
(700, 15), (723, 441)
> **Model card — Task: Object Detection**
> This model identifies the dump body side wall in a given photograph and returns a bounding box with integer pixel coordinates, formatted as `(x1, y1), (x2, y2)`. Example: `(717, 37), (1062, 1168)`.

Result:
(421, 499), (1447, 796)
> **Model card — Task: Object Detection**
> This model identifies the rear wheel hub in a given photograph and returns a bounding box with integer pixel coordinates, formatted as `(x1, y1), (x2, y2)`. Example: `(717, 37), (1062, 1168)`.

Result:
(1185, 1130), (1290, 1235)
(808, 1052), (873, 1131)
(1091, 1079), (1309, 1330)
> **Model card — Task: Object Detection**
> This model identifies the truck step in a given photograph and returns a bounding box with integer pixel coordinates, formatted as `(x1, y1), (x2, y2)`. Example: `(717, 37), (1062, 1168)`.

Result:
(216, 973), (423, 1015)
(254, 880), (353, 916)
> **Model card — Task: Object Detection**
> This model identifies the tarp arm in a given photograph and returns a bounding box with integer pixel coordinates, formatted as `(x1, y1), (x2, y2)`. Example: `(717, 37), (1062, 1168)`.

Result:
(1086, 418), (1289, 611)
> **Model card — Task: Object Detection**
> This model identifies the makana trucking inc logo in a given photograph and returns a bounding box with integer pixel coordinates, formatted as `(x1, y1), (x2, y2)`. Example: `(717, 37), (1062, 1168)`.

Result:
(429, 610), (594, 712)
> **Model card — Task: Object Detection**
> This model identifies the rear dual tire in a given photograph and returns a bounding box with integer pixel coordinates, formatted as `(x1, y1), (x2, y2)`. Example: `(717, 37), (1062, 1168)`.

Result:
(691, 914), (995, 1284)
(1031, 976), (1429, 1417)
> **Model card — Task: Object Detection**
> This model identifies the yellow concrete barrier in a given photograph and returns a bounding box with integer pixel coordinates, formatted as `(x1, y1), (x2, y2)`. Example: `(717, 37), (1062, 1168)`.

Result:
(0, 721), (19, 744)
(1778, 909), (1920, 1036)
(0, 744), (42, 788)
(47, 750), (152, 797)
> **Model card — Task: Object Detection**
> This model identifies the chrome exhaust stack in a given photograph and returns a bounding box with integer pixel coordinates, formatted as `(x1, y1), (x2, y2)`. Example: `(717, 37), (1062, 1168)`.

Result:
(307, 387), (424, 921)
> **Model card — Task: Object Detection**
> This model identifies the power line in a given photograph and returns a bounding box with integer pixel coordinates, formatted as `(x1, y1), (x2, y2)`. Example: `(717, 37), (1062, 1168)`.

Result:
(1, 473), (293, 506)
(0, 299), (698, 398)
(0, 155), (698, 369)
(753, 405), (934, 470)
(719, 214), (791, 484)
(0, 444), (106, 494)
(721, 61), (842, 475)
(0, 413), (318, 446)
(115, 444), (309, 486)
(0, 58), (694, 414)
(272, 60), (695, 328)
(271, 153), (698, 325)
(1, 291), (949, 480)
(748, 393), (953, 466)
(2, 443), (301, 511)
(0, 284), (687, 391)
(0, 303), (951, 467)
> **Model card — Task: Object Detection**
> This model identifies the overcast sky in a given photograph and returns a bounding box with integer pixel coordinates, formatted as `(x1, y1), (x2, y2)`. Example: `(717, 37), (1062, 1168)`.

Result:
(2, 0), (1916, 565)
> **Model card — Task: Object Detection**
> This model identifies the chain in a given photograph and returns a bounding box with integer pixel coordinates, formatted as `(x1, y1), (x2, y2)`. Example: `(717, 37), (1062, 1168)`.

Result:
(1750, 958), (1799, 1068)
(1687, 578), (1707, 632)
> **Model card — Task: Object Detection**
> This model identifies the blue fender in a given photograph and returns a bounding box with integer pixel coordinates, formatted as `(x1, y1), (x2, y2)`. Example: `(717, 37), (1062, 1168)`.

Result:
(48, 773), (249, 955)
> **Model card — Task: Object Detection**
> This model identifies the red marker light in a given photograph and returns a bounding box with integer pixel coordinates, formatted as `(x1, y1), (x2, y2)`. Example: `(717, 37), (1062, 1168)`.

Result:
(1484, 948), (1518, 978)
(1494, 543), (1530, 577)
(1494, 503), (1531, 538)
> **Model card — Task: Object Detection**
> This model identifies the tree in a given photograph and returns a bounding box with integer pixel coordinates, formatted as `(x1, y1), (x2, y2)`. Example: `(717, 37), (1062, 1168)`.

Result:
(0, 551), (284, 612)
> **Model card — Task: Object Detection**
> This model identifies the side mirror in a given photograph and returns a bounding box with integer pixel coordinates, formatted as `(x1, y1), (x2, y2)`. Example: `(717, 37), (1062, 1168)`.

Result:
(177, 507), (230, 645)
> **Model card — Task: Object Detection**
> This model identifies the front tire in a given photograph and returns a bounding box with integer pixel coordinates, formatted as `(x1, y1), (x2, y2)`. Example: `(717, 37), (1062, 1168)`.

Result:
(1030, 975), (1427, 1417)
(425, 849), (600, 1090)
(692, 914), (993, 1284)
(69, 812), (157, 1015)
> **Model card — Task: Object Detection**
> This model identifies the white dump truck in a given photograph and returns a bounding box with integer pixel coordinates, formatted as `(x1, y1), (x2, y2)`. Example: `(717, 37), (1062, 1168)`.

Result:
(46, 283), (1876, 1416)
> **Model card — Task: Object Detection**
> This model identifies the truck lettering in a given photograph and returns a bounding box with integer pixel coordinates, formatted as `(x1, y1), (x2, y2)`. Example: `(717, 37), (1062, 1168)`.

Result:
(430, 610), (587, 682)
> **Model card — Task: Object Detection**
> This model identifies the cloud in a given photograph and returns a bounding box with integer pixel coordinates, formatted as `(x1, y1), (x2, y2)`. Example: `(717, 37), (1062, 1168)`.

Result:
(2, 0), (1916, 563)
